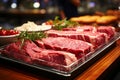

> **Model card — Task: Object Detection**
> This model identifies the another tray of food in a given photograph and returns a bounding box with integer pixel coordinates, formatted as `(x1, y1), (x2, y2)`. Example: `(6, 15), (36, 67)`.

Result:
(0, 18), (120, 79)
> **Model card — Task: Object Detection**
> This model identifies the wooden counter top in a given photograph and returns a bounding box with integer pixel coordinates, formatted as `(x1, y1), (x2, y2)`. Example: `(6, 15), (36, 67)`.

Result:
(0, 39), (120, 80)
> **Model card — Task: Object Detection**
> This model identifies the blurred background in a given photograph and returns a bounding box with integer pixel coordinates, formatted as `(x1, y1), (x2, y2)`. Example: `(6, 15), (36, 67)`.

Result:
(0, 0), (119, 28)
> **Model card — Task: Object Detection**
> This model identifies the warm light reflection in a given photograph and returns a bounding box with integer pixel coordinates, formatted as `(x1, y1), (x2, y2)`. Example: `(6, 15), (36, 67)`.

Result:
(11, 3), (17, 9)
(33, 2), (40, 8)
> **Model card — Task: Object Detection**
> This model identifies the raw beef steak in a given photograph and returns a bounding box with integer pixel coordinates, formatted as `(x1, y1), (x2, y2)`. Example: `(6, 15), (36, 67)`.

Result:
(97, 26), (116, 40)
(46, 30), (108, 47)
(1, 40), (77, 71)
(41, 37), (94, 59)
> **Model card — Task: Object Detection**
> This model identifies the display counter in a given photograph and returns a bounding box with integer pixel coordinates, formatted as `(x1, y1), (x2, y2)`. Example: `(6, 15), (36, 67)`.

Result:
(0, 39), (119, 80)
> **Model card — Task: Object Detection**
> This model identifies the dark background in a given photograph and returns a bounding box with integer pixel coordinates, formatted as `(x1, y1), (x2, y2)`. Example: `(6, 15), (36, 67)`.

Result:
(0, 0), (119, 28)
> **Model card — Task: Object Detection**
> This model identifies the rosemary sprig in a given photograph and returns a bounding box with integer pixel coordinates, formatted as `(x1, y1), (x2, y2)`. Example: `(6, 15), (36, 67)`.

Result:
(18, 31), (46, 41)
(18, 31), (46, 49)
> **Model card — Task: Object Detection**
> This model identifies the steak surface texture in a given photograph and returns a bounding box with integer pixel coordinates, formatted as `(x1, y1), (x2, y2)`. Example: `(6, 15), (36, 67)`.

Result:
(41, 37), (94, 59)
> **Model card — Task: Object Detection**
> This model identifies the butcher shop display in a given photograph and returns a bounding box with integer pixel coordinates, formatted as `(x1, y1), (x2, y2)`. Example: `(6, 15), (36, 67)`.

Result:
(0, 20), (120, 77)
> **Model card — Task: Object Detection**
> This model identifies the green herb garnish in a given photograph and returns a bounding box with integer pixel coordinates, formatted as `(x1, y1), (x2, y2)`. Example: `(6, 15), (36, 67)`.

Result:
(52, 16), (79, 30)
(18, 31), (46, 49)
(18, 31), (46, 41)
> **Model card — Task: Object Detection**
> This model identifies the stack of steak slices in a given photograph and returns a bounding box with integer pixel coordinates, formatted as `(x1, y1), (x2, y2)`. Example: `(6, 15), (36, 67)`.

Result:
(45, 26), (116, 48)
(62, 25), (97, 32)
(40, 37), (94, 59)
(63, 25), (116, 40)
(97, 26), (116, 40)
(0, 25), (116, 71)
(45, 30), (107, 48)
(1, 40), (77, 71)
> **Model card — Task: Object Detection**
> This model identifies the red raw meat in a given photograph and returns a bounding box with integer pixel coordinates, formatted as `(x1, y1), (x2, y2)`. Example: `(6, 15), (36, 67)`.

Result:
(1, 40), (77, 71)
(34, 40), (45, 48)
(41, 37), (94, 59)
(62, 25), (96, 32)
(46, 30), (108, 47)
(34, 49), (78, 71)
(97, 26), (116, 40)
(62, 25), (116, 40)
(2, 40), (34, 64)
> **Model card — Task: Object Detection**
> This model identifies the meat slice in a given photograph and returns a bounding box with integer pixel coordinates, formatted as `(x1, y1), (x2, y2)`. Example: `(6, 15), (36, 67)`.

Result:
(81, 31), (108, 47)
(34, 40), (45, 48)
(1, 40), (77, 71)
(62, 25), (96, 32)
(46, 30), (108, 47)
(97, 26), (116, 40)
(38, 50), (77, 66)
(62, 26), (116, 40)
(2, 40), (36, 64)
(34, 49), (78, 71)
(41, 37), (94, 59)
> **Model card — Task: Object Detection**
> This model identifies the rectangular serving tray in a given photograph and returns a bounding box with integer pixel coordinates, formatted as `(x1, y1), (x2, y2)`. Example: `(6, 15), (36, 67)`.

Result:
(0, 32), (120, 80)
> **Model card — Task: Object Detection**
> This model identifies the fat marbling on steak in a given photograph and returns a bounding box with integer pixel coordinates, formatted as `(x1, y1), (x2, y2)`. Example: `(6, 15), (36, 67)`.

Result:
(1, 40), (77, 71)
(62, 25), (96, 32)
(97, 26), (116, 40)
(41, 37), (94, 59)
(45, 30), (108, 48)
